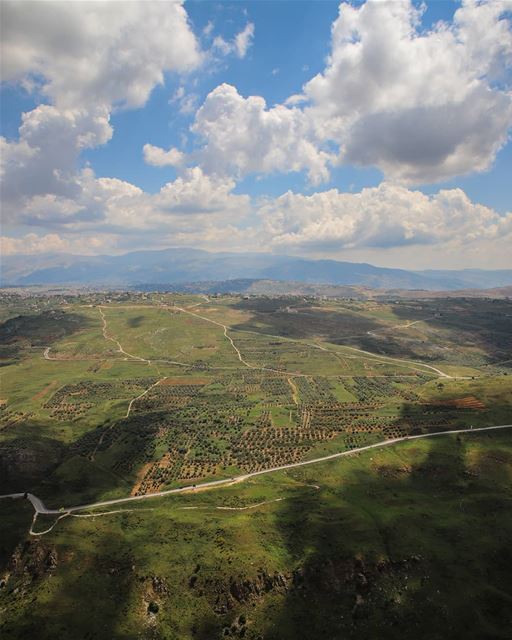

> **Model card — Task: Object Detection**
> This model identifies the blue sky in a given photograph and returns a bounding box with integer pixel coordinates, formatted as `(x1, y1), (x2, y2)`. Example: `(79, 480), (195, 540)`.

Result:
(82, 1), (344, 195)
(1, 0), (511, 268)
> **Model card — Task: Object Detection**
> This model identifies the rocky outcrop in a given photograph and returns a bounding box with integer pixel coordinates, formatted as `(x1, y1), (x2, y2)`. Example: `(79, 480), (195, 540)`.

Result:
(151, 575), (169, 596)
(2, 540), (58, 592)
(192, 555), (423, 616)
(228, 571), (289, 603)
(192, 570), (291, 614)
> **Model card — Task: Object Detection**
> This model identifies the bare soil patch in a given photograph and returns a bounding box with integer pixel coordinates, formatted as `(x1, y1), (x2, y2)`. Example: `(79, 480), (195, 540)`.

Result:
(32, 380), (58, 403)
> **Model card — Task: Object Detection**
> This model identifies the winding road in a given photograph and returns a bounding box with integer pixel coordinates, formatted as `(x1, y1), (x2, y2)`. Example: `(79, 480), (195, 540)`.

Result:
(43, 299), (463, 381)
(171, 303), (454, 379)
(171, 303), (300, 375)
(98, 306), (151, 364)
(2, 424), (510, 532)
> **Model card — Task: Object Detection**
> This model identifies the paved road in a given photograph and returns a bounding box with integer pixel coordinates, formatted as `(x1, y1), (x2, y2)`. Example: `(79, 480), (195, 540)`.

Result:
(2, 424), (510, 518)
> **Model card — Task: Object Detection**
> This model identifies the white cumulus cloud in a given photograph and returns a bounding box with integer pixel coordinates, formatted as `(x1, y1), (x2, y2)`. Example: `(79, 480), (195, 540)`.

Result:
(1, 105), (112, 218)
(0, 0), (203, 229)
(304, 0), (512, 183)
(191, 84), (333, 184)
(4, 165), (250, 237)
(181, 0), (511, 186)
(143, 144), (185, 168)
(261, 183), (512, 251)
(1, 0), (202, 110)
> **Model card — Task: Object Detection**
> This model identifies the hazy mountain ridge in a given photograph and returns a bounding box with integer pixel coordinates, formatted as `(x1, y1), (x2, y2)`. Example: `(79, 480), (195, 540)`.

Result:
(2, 247), (511, 291)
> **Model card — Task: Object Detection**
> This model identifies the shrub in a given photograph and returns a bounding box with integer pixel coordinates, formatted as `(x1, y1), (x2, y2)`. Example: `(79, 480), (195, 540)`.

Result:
(147, 601), (159, 614)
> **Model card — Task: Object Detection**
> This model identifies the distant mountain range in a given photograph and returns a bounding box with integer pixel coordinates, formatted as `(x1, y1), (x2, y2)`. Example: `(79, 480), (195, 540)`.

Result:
(2, 247), (512, 291)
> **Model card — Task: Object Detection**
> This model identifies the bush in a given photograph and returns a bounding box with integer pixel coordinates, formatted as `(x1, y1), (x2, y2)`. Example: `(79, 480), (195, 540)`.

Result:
(147, 601), (159, 614)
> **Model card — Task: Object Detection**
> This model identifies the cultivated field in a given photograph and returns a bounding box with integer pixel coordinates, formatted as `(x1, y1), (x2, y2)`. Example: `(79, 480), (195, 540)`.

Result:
(0, 291), (511, 638)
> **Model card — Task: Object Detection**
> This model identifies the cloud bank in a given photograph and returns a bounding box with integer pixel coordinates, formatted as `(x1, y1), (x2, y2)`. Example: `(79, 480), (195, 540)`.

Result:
(1, 0), (511, 269)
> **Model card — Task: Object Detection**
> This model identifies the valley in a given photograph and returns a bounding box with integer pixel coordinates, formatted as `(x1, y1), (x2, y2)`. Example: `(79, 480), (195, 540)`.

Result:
(1, 290), (511, 639)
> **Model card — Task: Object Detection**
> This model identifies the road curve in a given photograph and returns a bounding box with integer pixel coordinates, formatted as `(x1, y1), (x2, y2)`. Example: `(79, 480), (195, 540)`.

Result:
(1, 424), (510, 518)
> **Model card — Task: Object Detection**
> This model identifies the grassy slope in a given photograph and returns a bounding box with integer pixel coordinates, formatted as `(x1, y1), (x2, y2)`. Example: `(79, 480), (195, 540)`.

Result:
(1, 431), (511, 639)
